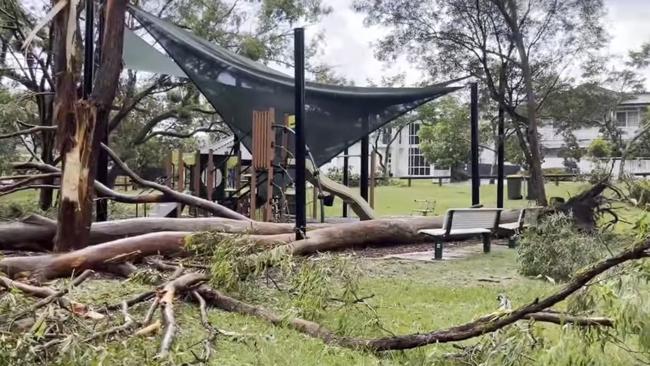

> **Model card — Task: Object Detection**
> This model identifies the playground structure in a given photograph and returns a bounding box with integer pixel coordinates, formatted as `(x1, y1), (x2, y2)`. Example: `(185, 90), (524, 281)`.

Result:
(145, 107), (377, 222)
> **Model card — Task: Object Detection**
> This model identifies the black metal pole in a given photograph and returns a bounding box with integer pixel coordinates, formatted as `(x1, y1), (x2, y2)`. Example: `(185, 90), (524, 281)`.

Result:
(496, 105), (505, 208)
(95, 0), (109, 221)
(294, 28), (306, 240)
(85, 0), (106, 221)
(360, 118), (369, 201)
(470, 82), (480, 206)
(342, 147), (349, 217)
(82, 0), (94, 98)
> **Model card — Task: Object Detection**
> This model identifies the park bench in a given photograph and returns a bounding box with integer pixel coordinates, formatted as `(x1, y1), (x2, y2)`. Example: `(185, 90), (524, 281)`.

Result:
(418, 208), (502, 260)
(499, 207), (541, 248)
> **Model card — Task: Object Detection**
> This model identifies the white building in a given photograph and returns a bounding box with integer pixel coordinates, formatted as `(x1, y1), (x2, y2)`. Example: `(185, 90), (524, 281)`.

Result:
(320, 122), (451, 179)
(539, 93), (650, 174)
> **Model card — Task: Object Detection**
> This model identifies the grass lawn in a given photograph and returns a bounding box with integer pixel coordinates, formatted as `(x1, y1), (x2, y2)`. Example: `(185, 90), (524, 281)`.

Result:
(18, 247), (638, 365)
(316, 180), (588, 218)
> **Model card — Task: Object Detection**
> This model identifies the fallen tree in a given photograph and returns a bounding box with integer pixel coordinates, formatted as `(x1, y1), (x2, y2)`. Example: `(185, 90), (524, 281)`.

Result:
(0, 211), (523, 280)
(0, 232), (190, 279)
(5, 235), (645, 360)
(0, 214), (332, 250)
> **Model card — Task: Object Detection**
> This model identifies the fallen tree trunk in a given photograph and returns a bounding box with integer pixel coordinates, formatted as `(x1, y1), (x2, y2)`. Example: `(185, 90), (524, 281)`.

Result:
(0, 215), (57, 250)
(0, 210), (519, 251)
(0, 212), (521, 280)
(0, 232), (189, 280)
(268, 211), (519, 256)
(0, 215), (331, 250)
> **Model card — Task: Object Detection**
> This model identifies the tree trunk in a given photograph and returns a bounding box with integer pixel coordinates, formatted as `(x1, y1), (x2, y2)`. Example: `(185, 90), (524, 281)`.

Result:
(51, 0), (85, 251)
(504, 0), (547, 206)
(0, 215), (331, 249)
(268, 211), (519, 257)
(0, 231), (189, 280)
(0, 212), (521, 279)
(53, 0), (128, 251)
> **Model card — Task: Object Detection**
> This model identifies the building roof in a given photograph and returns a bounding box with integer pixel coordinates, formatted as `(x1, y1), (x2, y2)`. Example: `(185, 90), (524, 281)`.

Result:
(620, 93), (650, 106)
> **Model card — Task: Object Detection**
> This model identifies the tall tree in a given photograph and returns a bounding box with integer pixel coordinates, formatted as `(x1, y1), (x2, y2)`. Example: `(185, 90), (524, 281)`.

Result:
(418, 97), (471, 178)
(354, 0), (606, 205)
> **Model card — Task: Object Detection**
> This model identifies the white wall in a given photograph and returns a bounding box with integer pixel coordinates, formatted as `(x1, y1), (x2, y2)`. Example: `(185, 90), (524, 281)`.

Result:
(319, 130), (451, 178)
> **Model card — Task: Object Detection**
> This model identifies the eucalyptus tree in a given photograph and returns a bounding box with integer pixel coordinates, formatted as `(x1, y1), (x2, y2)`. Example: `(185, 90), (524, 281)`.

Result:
(354, 0), (606, 205)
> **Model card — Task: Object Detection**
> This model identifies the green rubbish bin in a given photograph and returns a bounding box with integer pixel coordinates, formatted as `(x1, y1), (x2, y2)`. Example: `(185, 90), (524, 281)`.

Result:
(507, 175), (523, 200)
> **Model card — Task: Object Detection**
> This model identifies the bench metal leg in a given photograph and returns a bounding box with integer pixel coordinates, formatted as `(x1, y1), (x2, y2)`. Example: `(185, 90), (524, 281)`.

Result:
(482, 233), (491, 253)
(433, 239), (443, 260)
(508, 236), (517, 248)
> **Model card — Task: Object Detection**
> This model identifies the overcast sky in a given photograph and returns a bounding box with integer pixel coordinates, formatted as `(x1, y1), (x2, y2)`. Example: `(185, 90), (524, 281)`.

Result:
(310, 0), (650, 88)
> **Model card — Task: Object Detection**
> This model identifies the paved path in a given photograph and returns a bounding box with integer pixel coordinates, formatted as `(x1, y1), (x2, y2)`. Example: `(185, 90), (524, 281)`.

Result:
(382, 243), (507, 262)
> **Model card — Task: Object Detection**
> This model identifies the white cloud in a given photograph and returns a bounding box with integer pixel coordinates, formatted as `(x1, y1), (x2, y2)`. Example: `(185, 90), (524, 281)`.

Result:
(312, 0), (650, 88)
(311, 0), (421, 86)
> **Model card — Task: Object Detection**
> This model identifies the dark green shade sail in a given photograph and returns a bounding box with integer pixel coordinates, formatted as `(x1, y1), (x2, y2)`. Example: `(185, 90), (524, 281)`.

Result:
(128, 6), (461, 167)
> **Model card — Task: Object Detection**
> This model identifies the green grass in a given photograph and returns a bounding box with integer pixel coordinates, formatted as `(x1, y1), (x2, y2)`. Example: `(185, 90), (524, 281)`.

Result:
(13, 249), (555, 365)
(313, 180), (587, 218)
(15, 247), (638, 365)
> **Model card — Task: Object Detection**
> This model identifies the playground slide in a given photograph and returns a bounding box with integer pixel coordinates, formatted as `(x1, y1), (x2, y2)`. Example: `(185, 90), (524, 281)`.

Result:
(305, 161), (375, 220)
(149, 202), (178, 217)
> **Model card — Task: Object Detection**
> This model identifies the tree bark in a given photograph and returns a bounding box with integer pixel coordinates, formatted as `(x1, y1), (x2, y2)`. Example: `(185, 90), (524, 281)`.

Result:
(495, 0), (548, 206)
(51, 0), (85, 252)
(267, 212), (518, 257)
(0, 214), (331, 249)
(0, 211), (522, 279)
(0, 231), (189, 280)
(52, 0), (128, 251)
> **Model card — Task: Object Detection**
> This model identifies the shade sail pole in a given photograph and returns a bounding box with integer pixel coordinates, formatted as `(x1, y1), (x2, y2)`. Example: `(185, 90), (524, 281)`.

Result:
(294, 28), (306, 239)
(496, 105), (505, 208)
(470, 82), (480, 206)
(342, 147), (349, 217)
(86, 0), (106, 221)
(360, 117), (369, 201)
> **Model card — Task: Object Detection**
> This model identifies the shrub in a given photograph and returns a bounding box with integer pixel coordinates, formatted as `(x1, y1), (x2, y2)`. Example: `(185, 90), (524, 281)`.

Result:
(587, 138), (612, 158)
(325, 167), (360, 187)
(517, 213), (605, 282)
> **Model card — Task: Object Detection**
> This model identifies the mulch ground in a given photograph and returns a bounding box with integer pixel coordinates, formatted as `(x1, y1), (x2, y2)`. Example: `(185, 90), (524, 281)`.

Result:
(338, 238), (510, 258)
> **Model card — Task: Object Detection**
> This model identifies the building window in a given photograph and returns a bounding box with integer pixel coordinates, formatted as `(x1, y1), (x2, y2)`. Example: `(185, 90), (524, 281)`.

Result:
(409, 122), (420, 145)
(616, 108), (640, 128)
(408, 147), (430, 176)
